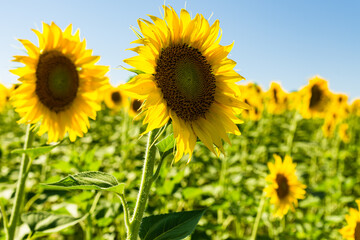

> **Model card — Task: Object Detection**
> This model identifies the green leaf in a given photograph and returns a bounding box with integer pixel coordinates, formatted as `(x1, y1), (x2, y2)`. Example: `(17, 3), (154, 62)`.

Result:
(42, 171), (124, 194)
(21, 211), (86, 234)
(156, 134), (175, 153)
(139, 209), (206, 240)
(11, 144), (59, 159)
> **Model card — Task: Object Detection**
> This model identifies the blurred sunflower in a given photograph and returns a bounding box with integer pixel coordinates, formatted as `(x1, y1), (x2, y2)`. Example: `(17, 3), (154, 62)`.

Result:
(264, 154), (306, 218)
(283, 91), (300, 112)
(121, 6), (248, 162)
(331, 93), (350, 120)
(339, 200), (360, 240)
(11, 22), (109, 142)
(0, 83), (9, 112)
(104, 85), (128, 111)
(350, 99), (360, 116)
(339, 123), (350, 143)
(239, 83), (263, 121)
(266, 82), (288, 115)
(322, 116), (336, 138)
(128, 98), (143, 118)
(299, 76), (332, 119)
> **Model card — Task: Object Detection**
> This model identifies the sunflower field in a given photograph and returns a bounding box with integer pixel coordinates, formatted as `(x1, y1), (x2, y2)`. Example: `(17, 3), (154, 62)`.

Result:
(1, 5), (360, 240)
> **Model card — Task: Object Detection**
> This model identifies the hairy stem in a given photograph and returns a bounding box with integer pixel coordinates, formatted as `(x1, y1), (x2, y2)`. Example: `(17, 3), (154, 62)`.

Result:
(127, 130), (158, 240)
(8, 125), (35, 240)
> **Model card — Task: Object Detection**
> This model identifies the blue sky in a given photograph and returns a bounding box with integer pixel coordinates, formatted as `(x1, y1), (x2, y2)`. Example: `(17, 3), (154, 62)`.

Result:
(1, 0), (359, 100)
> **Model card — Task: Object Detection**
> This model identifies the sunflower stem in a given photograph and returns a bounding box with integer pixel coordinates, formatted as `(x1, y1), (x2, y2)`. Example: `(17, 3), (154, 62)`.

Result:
(7, 124), (35, 240)
(118, 193), (131, 235)
(127, 130), (158, 240)
(286, 111), (300, 156)
(250, 193), (266, 240)
(0, 198), (9, 237)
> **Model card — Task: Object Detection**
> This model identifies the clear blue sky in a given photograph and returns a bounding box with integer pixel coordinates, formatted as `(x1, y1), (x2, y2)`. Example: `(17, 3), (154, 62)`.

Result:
(1, 0), (359, 100)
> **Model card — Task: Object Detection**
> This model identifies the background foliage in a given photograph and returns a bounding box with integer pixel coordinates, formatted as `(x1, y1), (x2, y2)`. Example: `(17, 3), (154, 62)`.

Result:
(0, 97), (360, 239)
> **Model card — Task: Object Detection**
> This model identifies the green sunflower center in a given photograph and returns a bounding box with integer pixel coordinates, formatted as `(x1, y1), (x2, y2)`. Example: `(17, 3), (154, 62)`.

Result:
(154, 44), (216, 122)
(355, 222), (360, 240)
(309, 84), (322, 109)
(36, 50), (79, 112)
(275, 173), (289, 199)
(111, 91), (121, 104)
(132, 99), (142, 112)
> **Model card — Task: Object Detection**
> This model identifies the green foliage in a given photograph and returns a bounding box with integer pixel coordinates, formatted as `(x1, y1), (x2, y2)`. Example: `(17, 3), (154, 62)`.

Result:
(155, 133), (175, 153)
(11, 144), (59, 159)
(139, 209), (206, 240)
(42, 171), (124, 194)
(22, 211), (86, 238)
(1, 106), (360, 239)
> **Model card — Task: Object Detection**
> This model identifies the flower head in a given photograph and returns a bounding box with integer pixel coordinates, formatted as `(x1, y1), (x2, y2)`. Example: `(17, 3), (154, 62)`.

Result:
(265, 82), (288, 115)
(339, 200), (360, 240)
(11, 22), (109, 142)
(264, 154), (306, 218)
(122, 6), (248, 162)
(238, 83), (264, 121)
(104, 84), (128, 111)
(299, 76), (332, 119)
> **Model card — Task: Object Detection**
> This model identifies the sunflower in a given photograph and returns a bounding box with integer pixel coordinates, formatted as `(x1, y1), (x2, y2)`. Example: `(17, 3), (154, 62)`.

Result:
(331, 93), (350, 120)
(265, 82), (288, 115)
(11, 22), (109, 142)
(299, 76), (332, 119)
(322, 116), (336, 138)
(282, 91), (299, 112)
(339, 200), (360, 240)
(121, 6), (248, 162)
(264, 154), (306, 218)
(238, 83), (263, 121)
(104, 84), (128, 111)
(0, 83), (9, 112)
(339, 123), (350, 143)
(350, 99), (360, 116)
(128, 98), (144, 118)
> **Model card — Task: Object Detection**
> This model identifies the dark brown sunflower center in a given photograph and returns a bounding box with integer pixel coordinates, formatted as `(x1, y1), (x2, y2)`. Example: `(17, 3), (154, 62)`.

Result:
(111, 91), (121, 104)
(273, 88), (278, 103)
(35, 50), (79, 113)
(355, 222), (360, 240)
(154, 43), (216, 122)
(132, 99), (142, 112)
(338, 96), (343, 103)
(275, 174), (289, 199)
(309, 84), (322, 109)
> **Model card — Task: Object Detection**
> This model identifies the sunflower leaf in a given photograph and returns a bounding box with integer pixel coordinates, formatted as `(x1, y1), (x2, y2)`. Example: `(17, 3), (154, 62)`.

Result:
(139, 209), (206, 240)
(41, 171), (124, 195)
(156, 134), (175, 153)
(11, 144), (59, 159)
(21, 211), (87, 234)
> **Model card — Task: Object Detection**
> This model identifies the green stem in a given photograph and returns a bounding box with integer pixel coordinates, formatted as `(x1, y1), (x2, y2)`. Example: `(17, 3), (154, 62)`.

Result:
(127, 130), (158, 240)
(0, 198), (9, 237)
(286, 111), (300, 156)
(118, 193), (131, 235)
(250, 193), (266, 240)
(7, 124), (35, 240)
(86, 192), (101, 240)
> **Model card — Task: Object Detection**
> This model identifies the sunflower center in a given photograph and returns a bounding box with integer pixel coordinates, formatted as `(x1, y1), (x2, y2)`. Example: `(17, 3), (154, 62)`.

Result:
(36, 50), (79, 112)
(154, 43), (216, 122)
(276, 174), (289, 199)
(132, 99), (142, 112)
(309, 84), (322, 109)
(355, 222), (360, 240)
(273, 88), (278, 103)
(111, 91), (121, 104)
